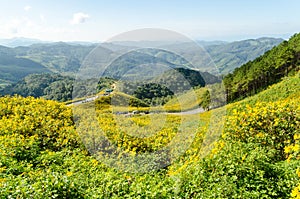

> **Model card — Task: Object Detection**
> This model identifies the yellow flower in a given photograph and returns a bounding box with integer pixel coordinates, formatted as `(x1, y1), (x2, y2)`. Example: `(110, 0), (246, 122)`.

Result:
(242, 154), (247, 161)
(284, 145), (293, 154)
(293, 144), (300, 152)
(294, 134), (300, 140)
(291, 185), (300, 198)
(66, 171), (73, 177)
(0, 178), (6, 185)
(256, 132), (264, 138)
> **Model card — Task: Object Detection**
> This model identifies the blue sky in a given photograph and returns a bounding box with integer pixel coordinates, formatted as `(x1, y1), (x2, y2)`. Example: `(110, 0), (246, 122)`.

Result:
(0, 0), (299, 41)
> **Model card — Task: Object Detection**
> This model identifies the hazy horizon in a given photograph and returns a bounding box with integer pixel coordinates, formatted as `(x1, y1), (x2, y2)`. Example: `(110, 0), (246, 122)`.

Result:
(0, 34), (289, 44)
(0, 0), (299, 42)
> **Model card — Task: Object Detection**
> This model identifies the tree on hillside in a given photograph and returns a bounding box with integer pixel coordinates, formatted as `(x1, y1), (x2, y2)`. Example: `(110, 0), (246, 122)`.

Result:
(200, 90), (211, 111)
(223, 33), (300, 102)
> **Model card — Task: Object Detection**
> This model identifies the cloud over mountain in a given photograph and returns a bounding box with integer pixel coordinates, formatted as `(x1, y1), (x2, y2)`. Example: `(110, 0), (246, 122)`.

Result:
(70, 12), (89, 25)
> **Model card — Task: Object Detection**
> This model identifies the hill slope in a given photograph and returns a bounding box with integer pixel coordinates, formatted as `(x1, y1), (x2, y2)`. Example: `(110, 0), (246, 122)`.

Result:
(0, 46), (50, 86)
(207, 37), (283, 74)
(224, 33), (300, 102)
(0, 72), (299, 198)
(15, 42), (95, 74)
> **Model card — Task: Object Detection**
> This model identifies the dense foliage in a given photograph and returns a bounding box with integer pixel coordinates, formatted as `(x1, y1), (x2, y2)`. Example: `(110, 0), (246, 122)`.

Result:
(0, 46), (50, 86)
(113, 67), (207, 106)
(224, 33), (300, 102)
(95, 92), (149, 109)
(0, 70), (299, 198)
(97, 77), (116, 91)
(133, 83), (174, 105)
(1, 73), (102, 102)
(154, 68), (206, 93)
(1, 74), (74, 102)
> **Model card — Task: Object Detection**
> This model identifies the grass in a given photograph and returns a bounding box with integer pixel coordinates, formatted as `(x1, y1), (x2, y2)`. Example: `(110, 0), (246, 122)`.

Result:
(164, 87), (208, 112)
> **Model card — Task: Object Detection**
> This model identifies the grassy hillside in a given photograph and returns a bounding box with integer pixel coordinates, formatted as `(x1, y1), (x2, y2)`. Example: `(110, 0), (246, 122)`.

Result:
(164, 87), (208, 112)
(95, 91), (149, 110)
(0, 36), (299, 198)
(0, 71), (299, 198)
(238, 71), (300, 105)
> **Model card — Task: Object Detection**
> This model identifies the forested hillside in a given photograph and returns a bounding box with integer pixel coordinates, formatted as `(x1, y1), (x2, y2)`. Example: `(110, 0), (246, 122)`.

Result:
(0, 46), (50, 87)
(14, 42), (95, 74)
(224, 33), (300, 102)
(0, 74), (98, 102)
(207, 37), (283, 74)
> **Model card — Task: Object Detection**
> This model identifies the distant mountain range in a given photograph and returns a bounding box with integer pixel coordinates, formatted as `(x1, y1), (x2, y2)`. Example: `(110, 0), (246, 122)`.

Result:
(0, 37), (97, 48)
(0, 37), (49, 47)
(0, 37), (283, 87)
(206, 37), (284, 74)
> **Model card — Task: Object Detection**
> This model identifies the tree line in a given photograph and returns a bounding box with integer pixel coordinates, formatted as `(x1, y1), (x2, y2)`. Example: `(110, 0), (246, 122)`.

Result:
(223, 33), (300, 102)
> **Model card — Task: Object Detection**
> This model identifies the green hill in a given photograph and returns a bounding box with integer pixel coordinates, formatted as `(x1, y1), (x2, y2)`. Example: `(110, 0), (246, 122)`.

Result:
(238, 71), (300, 105)
(224, 33), (300, 102)
(1, 74), (73, 101)
(1, 74), (98, 102)
(207, 37), (283, 74)
(115, 67), (209, 106)
(95, 91), (149, 110)
(0, 71), (299, 198)
(15, 42), (95, 74)
(163, 87), (208, 112)
(0, 47), (299, 198)
(0, 46), (50, 86)
(0, 37), (282, 90)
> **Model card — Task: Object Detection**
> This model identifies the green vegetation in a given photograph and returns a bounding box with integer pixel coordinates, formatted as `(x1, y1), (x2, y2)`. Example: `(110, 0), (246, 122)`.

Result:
(15, 42), (95, 74)
(238, 71), (300, 105)
(154, 68), (206, 92)
(0, 46), (50, 84)
(224, 33), (300, 102)
(164, 87), (207, 112)
(133, 83), (174, 106)
(1, 67), (210, 105)
(1, 74), (74, 102)
(0, 71), (299, 197)
(199, 90), (211, 111)
(95, 91), (149, 110)
(114, 67), (207, 106)
(207, 37), (283, 74)
(0, 37), (280, 88)
(1, 74), (101, 102)
(0, 35), (299, 198)
(97, 77), (116, 91)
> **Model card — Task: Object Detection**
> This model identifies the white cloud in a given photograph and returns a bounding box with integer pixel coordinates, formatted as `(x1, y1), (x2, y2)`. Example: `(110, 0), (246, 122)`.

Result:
(40, 14), (45, 22)
(70, 12), (90, 25)
(24, 6), (31, 11)
(0, 17), (37, 38)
